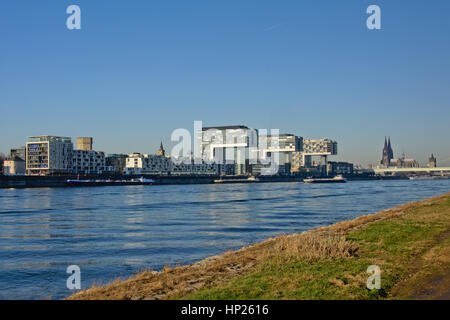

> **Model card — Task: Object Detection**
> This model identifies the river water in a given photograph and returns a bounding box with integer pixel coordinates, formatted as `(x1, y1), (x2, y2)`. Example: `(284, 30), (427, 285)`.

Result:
(0, 179), (449, 299)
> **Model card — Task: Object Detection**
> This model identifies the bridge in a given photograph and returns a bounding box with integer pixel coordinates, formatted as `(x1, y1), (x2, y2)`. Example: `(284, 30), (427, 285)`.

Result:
(373, 167), (450, 174)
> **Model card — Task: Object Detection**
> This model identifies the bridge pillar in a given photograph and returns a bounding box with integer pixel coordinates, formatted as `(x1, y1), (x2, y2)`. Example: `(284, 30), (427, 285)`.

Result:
(303, 155), (312, 168)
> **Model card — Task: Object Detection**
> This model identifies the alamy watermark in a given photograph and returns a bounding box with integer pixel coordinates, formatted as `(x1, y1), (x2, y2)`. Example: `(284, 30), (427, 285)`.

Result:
(66, 265), (81, 290)
(65, 5), (381, 31)
(366, 265), (381, 290)
(367, 5), (381, 30)
(66, 5), (81, 30)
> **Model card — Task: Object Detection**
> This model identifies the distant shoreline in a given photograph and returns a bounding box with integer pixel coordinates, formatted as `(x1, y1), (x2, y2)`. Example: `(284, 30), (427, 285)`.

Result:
(68, 192), (450, 300)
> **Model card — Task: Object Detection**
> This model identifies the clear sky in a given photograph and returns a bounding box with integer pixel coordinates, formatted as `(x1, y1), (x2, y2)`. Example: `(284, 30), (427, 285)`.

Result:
(1, 0), (449, 166)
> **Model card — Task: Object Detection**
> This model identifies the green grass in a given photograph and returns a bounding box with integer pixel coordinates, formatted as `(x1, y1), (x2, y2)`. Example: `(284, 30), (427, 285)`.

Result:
(179, 197), (450, 300)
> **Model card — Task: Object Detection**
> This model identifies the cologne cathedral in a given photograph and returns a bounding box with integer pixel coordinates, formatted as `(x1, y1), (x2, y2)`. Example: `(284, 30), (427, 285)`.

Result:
(381, 137), (394, 166)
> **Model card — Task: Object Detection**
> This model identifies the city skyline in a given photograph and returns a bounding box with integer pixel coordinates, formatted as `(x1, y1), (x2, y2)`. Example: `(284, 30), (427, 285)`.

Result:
(1, 1), (450, 166)
(2, 130), (445, 168)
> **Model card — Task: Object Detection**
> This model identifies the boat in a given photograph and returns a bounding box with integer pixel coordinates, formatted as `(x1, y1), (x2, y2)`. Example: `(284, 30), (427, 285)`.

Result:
(214, 176), (260, 184)
(409, 175), (450, 180)
(303, 175), (346, 183)
(66, 177), (154, 187)
(409, 176), (433, 180)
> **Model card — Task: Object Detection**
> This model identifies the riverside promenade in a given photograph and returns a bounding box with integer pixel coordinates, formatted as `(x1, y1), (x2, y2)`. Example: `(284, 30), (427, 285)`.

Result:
(69, 192), (450, 300)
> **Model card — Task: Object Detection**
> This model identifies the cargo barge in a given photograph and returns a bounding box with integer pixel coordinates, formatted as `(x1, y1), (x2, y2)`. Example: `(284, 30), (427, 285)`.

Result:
(214, 176), (260, 184)
(66, 178), (154, 187)
(303, 175), (346, 183)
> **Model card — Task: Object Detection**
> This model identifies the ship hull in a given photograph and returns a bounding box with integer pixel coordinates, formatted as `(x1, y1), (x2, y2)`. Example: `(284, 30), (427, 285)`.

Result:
(66, 181), (153, 187)
(303, 179), (346, 183)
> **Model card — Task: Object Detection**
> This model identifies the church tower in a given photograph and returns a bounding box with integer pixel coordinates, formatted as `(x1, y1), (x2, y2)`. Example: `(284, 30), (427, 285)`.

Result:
(387, 137), (394, 159)
(381, 137), (393, 167)
(157, 141), (165, 157)
(429, 153), (437, 168)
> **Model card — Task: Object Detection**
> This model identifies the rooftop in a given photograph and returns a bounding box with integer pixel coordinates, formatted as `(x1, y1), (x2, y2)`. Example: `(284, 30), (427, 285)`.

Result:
(202, 125), (249, 131)
(28, 136), (71, 142)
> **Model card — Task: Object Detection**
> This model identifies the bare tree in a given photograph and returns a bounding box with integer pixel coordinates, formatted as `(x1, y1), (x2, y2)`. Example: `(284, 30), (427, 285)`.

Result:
(0, 152), (5, 174)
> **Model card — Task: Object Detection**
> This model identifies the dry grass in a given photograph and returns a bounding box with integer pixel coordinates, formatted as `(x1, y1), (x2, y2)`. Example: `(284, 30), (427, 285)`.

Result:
(68, 192), (450, 300)
(269, 231), (358, 261)
(68, 231), (359, 300)
(68, 240), (273, 300)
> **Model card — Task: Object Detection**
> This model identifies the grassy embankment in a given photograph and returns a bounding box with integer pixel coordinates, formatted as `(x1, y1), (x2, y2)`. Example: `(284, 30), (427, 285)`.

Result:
(69, 192), (450, 300)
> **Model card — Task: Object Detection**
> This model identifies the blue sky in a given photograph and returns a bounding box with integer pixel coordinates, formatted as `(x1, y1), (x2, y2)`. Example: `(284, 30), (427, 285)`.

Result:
(1, 0), (449, 166)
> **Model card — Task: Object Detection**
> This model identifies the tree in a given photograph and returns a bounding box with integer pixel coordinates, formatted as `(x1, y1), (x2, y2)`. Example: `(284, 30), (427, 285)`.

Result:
(0, 152), (5, 174)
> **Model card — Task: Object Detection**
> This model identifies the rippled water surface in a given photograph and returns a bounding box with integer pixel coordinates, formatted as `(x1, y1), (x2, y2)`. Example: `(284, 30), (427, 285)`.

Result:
(1, 179), (449, 299)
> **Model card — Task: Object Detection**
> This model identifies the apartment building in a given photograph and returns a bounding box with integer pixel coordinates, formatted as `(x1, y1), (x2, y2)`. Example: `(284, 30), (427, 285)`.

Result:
(3, 157), (26, 175)
(72, 150), (105, 174)
(326, 161), (354, 176)
(258, 133), (303, 174)
(105, 154), (128, 174)
(303, 139), (338, 155)
(26, 136), (73, 175)
(125, 153), (170, 175)
(70, 136), (104, 174)
(10, 147), (26, 161)
(171, 161), (219, 175)
(302, 139), (338, 168)
(200, 125), (257, 175)
(199, 126), (340, 175)
(125, 153), (218, 175)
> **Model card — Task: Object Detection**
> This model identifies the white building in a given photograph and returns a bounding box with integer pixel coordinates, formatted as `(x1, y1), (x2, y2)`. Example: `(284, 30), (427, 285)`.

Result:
(3, 158), (26, 175)
(125, 153), (171, 175)
(200, 125), (258, 175)
(125, 153), (218, 175)
(72, 150), (106, 174)
(26, 136), (73, 175)
(125, 153), (145, 172)
(258, 134), (303, 174)
(199, 125), (338, 175)
(25, 135), (107, 175)
(171, 161), (219, 175)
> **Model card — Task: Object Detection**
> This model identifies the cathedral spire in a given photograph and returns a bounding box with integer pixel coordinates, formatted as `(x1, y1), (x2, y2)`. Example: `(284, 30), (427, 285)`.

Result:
(387, 137), (393, 159)
(381, 136), (394, 167)
(157, 141), (165, 157)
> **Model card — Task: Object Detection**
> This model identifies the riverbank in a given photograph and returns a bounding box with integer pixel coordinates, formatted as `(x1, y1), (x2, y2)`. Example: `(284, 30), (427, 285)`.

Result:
(69, 192), (450, 300)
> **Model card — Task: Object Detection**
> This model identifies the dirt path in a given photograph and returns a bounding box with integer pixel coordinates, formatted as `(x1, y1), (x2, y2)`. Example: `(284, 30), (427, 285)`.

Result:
(390, 229), (450, 300)
(413, 271), (450, 299)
